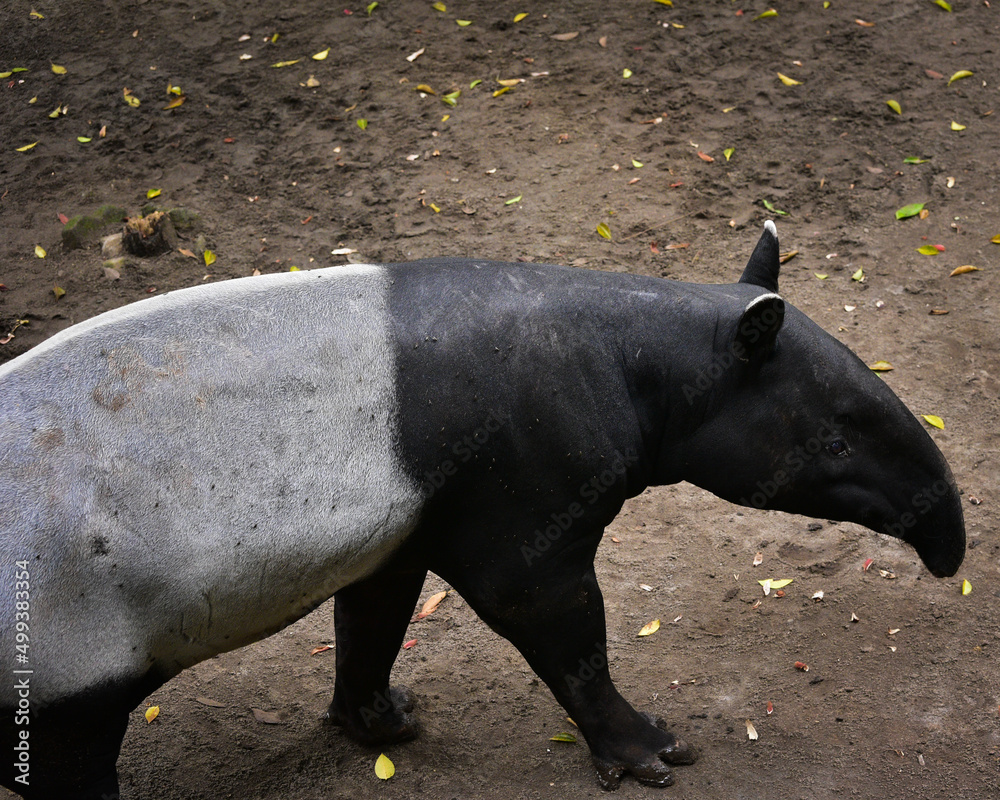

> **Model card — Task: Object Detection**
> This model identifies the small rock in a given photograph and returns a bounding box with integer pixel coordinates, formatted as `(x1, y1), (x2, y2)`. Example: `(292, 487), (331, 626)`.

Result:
(102, 234), (124, 259)
(103, 267), (121, 281)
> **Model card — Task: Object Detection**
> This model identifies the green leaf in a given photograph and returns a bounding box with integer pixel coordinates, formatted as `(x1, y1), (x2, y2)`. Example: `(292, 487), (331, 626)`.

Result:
(442, 90), (460, 107)
(147, 188), (161, 199)
(505, 195), (522, 205)
(762, 199), (788, 216)
(631, 158), (643, 168)
(852, 267), (864, 282)
(886, 99), (901, 114)
(456, 19), (472, 26)
(724, 147), (734, 161)
(77, 136), (92, 143)
(916, 245), (940, 255)
(754, 9), (778, 19)
(366, 1), (378, 15)
(203, 249), (216, 267)
(356, 118), (368, 130)
(895, 202), (925, 220)
(270, 60), (300, 68)
(550, 732), (578, 743)
(948, 70), (973, 86)
(622, 68), (633, 79)
(903, 156), (929, 164)
(596, 222), (612, 240)
(932, 0), (952, 11)
(470, 79), (482, 88)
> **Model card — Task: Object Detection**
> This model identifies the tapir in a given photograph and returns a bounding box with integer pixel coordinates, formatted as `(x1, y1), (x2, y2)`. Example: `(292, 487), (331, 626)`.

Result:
(1, 222), (964, 798)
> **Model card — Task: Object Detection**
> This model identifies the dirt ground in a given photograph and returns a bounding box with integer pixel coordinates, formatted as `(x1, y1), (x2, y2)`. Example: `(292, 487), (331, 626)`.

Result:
(2, 0), (998, 798)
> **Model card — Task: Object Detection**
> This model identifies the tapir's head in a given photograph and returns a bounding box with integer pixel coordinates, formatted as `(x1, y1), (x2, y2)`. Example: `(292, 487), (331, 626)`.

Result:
(680, 222), (965, 577)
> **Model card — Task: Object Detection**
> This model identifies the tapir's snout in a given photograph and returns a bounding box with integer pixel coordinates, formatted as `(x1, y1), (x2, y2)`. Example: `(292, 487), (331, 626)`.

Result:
(906, 486), (966, 578)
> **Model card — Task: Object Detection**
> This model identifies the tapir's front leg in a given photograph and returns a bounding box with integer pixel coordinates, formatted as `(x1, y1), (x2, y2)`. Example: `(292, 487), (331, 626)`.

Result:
(328, 562), (428, 745)
(437, 538), (696, 790)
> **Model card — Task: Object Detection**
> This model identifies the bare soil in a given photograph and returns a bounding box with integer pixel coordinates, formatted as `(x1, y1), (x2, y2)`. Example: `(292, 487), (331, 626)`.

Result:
(2, 1), (998, 798)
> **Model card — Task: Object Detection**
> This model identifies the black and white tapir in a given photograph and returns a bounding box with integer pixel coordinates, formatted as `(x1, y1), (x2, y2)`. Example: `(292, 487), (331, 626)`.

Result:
(1, 222), (965, 798)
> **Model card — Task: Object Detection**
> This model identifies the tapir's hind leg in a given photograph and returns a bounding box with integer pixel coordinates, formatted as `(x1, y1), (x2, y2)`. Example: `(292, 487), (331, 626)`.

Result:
(10, 692), (131, 800)
(437, 542), (697, 790)
(327, 562), (428, 745)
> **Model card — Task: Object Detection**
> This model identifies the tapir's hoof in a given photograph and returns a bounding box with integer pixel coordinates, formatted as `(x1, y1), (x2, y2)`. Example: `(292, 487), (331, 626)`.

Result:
(327, 685), (419, 746)
(592, 715), (697, 790)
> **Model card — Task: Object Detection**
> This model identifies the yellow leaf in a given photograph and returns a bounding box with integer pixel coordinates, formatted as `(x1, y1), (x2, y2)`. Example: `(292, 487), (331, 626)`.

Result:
(922, 414), (944, 429)
(147, 188), (161, 199)
(950, 121), (966, 131)
(654, 0), (674, 5)
(441, 114), (449, 122)
(638, 619), (660, 637)
(52, 285), (65, 299)
(456, 19), (472, 26)
(312, 49), (330, 61)
(374, 753), (395, 780)
(34, 245), (46, 258)
(417, 590), (448, 619)
(622, 68), (633, 79)
(429, 202), (441, 213)
(631, 159), (643, 168)
(550, 732), (577, 743)
(961, 579), (972, 596)
(769, 579), (793, 589)
(271, 60), (300, 68)
(289, 266), (300, 272)
(492, 86), (510, 97)
(30, 9), (44, 18)
(596, 222), (612, 240)
(814, 273), (828, 280)
(869, 360), (894, 372)
(852, 267), (865, 281)
(724, 147), (735, 161)
(203, 250), (216, 267)
(123, 92), (140, 108)
(415, 84), (437, 94)
(77, 136), (91, 143)
(145, 706), (160, 723)
(886, 99), (901, 114)
(514, 12), (528, 22)
(754, 9), (778, 19)
(51, 63), (67, 75)
(948, 70), (973, 85)
(163, 96), (186, 110)
(950, 265), (981, 276)
(504, 195), (522, 206)
(15, 142), (39, 152)
(916, 245), (940, 255)
(777, 73), (801, 86)
(497, 78), (520, 87)
(991, 234), (1000, 244)
(432, 1), (446, 11)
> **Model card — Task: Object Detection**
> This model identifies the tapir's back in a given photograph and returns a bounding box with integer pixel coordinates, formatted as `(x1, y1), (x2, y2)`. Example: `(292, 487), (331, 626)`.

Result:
(0, 265), (422, 700)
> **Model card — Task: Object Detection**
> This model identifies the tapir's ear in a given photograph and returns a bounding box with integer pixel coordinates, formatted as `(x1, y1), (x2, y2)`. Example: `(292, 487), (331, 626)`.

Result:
(739, 220), (780, 292)
(734, 293), (785, 362)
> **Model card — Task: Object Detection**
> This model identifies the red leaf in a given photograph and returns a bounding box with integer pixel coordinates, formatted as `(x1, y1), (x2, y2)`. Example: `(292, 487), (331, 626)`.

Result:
(925, 69), (944, 79)
(650, 242), (660, 254)
(697, 151), (715, 162)
(403, 639), (417, 650)
(794, 661), (810, 672)
(933, 244), (945, 252)
(766, 701), (773, 715)
(58, 213), (69, 225)
(310, 644), (335, 655)
(863, 558), (874, 572)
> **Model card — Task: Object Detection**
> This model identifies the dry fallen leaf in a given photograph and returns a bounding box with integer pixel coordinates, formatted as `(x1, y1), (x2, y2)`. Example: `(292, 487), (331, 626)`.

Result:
(752, 552), (763, 567)
(310, 644), (334, 655)
(416, 589), (449, 619)
(746, 719), (759, 740)
(794, 661), (810, 672)
(638, 619), (661, 637)
(950, 265), (981, 276)
(195, 696), (226, 707)
(550, 31), (579, 41)
(251, 708), (284, 724)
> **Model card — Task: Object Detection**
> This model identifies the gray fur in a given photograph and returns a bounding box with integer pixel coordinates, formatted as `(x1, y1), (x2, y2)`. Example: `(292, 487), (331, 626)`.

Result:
(0, 265), (422, 703)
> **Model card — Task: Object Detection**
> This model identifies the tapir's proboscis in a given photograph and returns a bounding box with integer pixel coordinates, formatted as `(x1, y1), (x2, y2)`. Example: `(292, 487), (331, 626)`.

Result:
(1, 222), (964, 798)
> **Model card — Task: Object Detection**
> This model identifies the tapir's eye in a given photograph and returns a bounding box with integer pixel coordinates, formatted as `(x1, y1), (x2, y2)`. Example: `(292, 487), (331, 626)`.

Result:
(826, 439), (849, 457)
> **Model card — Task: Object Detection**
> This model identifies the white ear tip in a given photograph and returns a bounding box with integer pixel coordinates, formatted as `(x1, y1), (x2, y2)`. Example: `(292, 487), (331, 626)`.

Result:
(764, 220), (777, 236)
